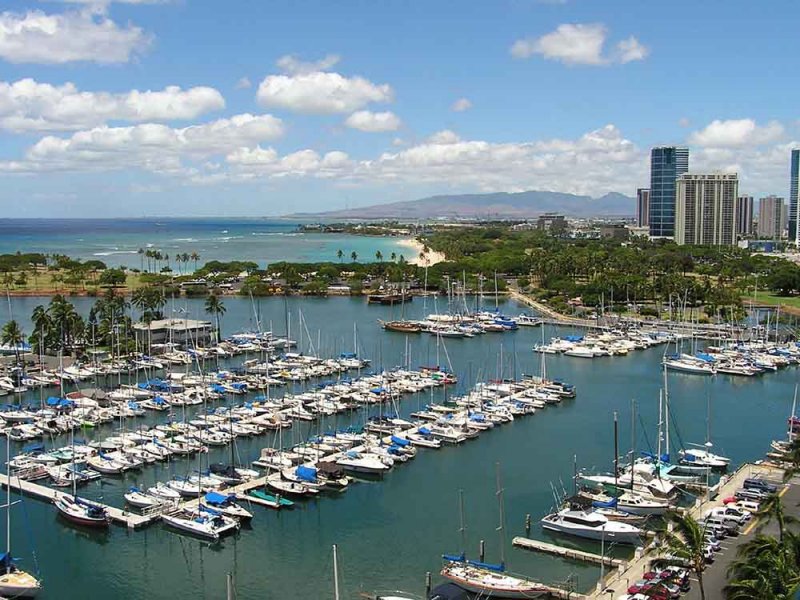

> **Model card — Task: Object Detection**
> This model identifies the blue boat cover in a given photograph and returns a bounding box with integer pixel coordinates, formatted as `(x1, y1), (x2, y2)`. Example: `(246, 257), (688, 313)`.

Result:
(296, 466), (317, 482)
(204, 491), (230, 505)
(153, 396), (167, 405)
(466, 558), (505, 572)
(390, 435), (409, 447)
(695, 352), (715, 363)
(641, 451), (670, 463)
(419, 427), (432, 435)
(592, 497), (618, 508)
(339, 352), (356, 358)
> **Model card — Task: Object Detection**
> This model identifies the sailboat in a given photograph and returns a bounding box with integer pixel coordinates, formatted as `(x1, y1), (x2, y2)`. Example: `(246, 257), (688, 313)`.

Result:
(0, 431), (42, 597)
(53, 372), (110, 529)
(441, 469), (548, 599)
(679, 383), (730, 469)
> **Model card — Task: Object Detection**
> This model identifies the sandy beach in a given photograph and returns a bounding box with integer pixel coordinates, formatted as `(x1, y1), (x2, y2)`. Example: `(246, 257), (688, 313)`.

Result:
(396, 238), (446, 266)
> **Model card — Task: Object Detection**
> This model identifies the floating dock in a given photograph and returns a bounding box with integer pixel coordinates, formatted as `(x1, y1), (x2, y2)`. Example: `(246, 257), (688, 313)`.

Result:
(0, 473), (159, 529)
(512, 536), (625, 568)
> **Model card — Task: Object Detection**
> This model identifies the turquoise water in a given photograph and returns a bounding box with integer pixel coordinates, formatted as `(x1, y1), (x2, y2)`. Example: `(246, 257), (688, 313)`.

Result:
(0, 219), (410, 269)
(1, 296), (795, 599)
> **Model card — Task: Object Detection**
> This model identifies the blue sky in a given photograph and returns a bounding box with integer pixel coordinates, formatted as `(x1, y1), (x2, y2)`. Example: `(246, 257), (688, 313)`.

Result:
(0, 0), (798, 217)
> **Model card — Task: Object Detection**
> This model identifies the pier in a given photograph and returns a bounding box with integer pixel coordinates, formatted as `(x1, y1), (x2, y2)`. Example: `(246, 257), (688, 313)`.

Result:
(0, 473), (160, 529)
(512, 537), (625, 568)
(582, 462), (787, 599)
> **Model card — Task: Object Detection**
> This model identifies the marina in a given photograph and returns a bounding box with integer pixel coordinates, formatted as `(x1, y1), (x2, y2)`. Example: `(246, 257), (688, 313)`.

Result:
(0, 295), (796, 599)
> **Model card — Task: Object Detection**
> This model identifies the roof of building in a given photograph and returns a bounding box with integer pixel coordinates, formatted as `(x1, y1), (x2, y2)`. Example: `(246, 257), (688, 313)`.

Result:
(133, 318), (212, 331)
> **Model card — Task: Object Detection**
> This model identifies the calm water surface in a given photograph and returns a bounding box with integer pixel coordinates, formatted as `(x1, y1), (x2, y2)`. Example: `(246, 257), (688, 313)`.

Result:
(1, 296), (795, 598)
(0, 218), (410, 269)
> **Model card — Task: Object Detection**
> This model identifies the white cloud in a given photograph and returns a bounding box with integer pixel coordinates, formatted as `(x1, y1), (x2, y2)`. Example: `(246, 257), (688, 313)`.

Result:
(688, 119), (784, 147)
(615, 36), (649, 63)
(256, 71), (393, 114)
(344, 110), (401, 132)
(0, 9), (149, 64)
(427, 130), (461, 144)
(451, 98), (472, 112)
(235, 77), (252, 90)
(0, 79), (225, 132)
(275, 53), (341, 75)
(511, 23), (647, 66)
(1, 113), (284, 174)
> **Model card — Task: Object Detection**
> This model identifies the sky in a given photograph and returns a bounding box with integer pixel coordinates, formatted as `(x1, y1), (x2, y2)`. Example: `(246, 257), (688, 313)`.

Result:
(0, 0), (798, 217)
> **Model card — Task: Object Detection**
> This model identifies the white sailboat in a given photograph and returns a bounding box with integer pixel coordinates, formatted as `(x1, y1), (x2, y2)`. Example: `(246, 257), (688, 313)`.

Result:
(0, 433), (41, 597)
(441, 469), (548, 599)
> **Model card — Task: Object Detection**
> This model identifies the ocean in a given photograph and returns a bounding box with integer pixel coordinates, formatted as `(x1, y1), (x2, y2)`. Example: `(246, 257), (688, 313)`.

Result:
(0, 295), (793, 599)
(0, 218), (412, 269)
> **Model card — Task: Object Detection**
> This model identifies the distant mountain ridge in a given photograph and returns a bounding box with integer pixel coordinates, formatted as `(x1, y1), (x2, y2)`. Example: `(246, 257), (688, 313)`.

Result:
(290, 190), (634, 219)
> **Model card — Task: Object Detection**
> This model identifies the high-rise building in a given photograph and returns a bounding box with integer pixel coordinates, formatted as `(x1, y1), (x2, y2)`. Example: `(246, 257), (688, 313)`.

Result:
(736, 195), (754, 236)
(758, 195), (786, 239)
(791, 149), (800, 244)
(648, 147), (689, 238)
(636, 188), (650, 227)
(674, 173), (738, 246)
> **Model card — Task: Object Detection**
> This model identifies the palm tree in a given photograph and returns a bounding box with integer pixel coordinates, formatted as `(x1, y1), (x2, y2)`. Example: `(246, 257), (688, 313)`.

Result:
(350, 251), (358, 263)
(175, 254), (183, 275)
(375, 250), (383, 262)
(663, 512), (708, 600)
(726, 533), (800, 599)
(204, 293), (226, 343)
(336, 249), (344, 263)
(756, 492), (797, 544)
(137, 247), (145, 272)
(1, 320), (24, 364)
(390, 252), (397, 262)
(29, 305), (51, 355)
(191, 252), (200, 272)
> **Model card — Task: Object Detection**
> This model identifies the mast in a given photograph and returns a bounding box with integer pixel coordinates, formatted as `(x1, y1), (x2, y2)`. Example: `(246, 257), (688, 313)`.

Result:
(657, 390), (663, 461)
(790, 385), (798, 442)
(495, 463), (507, 567)
(5, 430), (10, 574)
(332, 544), (340, 600)
(613, 412), (618, 492)
(630, 399), (636, 492)
(458, 489), (466, 556)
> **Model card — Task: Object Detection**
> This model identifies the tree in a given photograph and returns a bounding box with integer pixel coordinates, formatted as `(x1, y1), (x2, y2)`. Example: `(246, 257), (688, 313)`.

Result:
(204, 293), (226, 343)
(375, 250), (383, 262)
(191, 252), (200, 272)
(138, 248), (145, 272)
(663, 512), (709, 600)
(726, 533), (800, 599)
(337, 249), (344, 263)
(390, 251), (397, 262)
(99, 268), (126, 287)
(351, 251), (358, 263)
(1, 320), (24, 364)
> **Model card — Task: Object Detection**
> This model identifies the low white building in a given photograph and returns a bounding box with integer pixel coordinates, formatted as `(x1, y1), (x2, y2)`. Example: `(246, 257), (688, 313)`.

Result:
(133, 318), (213, 348)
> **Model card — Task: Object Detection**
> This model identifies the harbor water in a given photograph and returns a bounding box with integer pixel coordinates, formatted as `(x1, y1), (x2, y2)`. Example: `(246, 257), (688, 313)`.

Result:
(1, 296), (794, 598)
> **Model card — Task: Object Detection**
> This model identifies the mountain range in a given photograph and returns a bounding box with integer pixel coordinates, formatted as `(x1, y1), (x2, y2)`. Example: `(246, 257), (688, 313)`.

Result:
(290, 190), (634, 220)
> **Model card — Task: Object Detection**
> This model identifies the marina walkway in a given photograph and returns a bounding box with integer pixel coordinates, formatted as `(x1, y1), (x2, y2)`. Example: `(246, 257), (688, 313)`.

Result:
(512, 536), (625, 568)
(0, 473), (159, 528)
(583, 462), (786, 599)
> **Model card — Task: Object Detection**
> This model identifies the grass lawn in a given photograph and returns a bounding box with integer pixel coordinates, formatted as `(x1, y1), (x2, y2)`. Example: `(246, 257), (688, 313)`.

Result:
(3, 269), (148, 295)
(748, 291), (800, 310)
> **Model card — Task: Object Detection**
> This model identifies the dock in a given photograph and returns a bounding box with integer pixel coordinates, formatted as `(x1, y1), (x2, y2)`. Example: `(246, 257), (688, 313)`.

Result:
(582, 462), (787, 599)
(0, 473), (160, 529)
(512, 536), (625, 568)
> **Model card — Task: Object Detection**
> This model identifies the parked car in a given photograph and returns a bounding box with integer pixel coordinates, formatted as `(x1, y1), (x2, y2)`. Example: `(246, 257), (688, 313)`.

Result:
(743, 477), (778, 494)
(735, 487), (771, 502)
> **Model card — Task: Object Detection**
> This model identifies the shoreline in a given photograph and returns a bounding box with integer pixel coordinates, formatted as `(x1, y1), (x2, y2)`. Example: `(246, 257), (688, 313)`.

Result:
(396, 237), (446, 267)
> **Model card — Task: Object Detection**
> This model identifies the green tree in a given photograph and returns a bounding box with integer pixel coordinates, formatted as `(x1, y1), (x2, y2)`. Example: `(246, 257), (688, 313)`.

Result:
(663, 512), (709, 600)
(204, 293), (226, 342)
(350, 251), (358, 263)
(1, 320), (25, 364)
(337, 249), (344, 263)
(191, 251), (200, 272)
(375, 250), (383, 262)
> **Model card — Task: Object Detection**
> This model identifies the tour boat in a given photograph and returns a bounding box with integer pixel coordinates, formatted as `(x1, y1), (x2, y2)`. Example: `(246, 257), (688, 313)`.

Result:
(540, 508), (643, 544)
